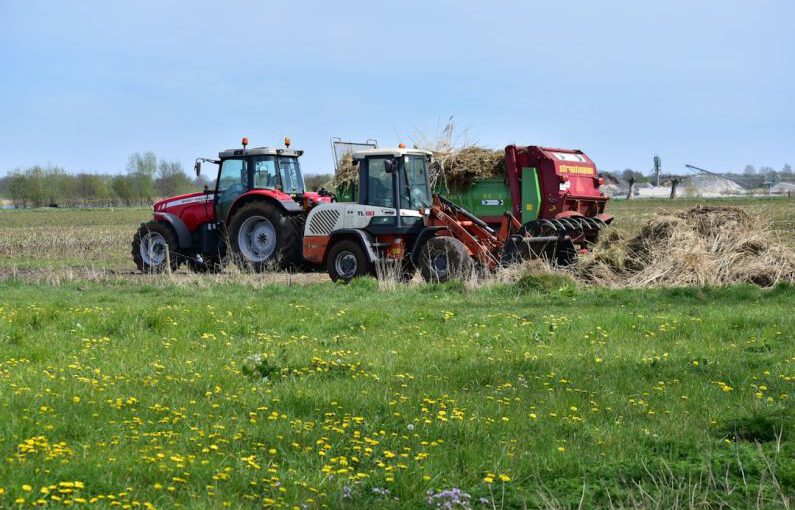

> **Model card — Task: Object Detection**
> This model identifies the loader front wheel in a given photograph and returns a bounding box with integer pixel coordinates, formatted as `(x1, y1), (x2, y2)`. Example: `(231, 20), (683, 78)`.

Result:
(132, 221), (180, 273)
(419, 236), (474, 283)
(327, 240), (371, 283)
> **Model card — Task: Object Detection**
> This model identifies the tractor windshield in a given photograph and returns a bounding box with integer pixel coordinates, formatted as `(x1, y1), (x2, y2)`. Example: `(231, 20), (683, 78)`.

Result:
(400, 155), (432, 210)
(251, 156), (305, 194)
(253, 156), (278, 188)
(278, 157), (304, 194)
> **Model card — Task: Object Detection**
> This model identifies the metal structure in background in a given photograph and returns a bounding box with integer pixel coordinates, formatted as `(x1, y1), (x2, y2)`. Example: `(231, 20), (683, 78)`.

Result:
(330, 137), (378, 173)
(685, 164), (749, 189)
(653, 154), (662, 186)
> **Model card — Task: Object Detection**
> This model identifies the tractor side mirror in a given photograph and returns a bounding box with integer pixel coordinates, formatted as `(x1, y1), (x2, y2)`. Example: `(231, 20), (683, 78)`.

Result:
(384, 159), (397, 174)
(194, 160), (201, 177)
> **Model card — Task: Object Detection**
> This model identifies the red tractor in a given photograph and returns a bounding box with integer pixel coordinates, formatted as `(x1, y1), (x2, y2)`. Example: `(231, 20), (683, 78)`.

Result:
(132, 138), (332, 273)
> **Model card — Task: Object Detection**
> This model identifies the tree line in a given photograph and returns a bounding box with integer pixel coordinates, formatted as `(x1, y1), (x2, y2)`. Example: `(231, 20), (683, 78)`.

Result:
(0, 152), (203, 208)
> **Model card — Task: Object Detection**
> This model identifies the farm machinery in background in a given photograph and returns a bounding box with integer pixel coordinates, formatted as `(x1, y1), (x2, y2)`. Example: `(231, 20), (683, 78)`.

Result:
(304, 144), (613, 282)
(132, 136), (612, 282)
(132, 138), (332, 273)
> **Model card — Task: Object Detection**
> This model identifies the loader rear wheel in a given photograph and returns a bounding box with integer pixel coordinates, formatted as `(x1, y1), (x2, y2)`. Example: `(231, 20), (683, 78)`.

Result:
(327, 240), (371, 283)
(229, 202), (302, 272)
(132, 221), (180, 274)
(419, 236), (474, 283)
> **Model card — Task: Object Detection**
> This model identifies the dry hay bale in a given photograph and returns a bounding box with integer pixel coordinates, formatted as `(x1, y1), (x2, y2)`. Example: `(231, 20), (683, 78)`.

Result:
(333, 152), (358, 188)
(568, 206), (795, 288)
(332, 145), (504, 190)
(431, 147), (504, 189)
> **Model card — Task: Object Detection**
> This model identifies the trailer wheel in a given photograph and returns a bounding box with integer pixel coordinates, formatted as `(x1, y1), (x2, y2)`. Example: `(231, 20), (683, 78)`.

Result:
(327, 240), (371, 283)
(419, 236), (474, 283)
(132, 221), (180, 273)
(229, 202), (302, 272)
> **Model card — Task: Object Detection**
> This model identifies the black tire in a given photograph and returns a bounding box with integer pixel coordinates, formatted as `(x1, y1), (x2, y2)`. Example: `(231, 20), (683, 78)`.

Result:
(131, 221), (180, 274)
(418, 236), (474, 283)
(327, 240), (371, 283)
(228, 202), (303, 272)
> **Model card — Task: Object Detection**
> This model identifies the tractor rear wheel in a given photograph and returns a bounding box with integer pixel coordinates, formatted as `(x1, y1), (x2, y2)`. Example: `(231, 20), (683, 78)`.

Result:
(132, 221), (180, 273)
(418, 236), (474, 283)
(327, 240), (371, 283)
(229, 202), (302, 272)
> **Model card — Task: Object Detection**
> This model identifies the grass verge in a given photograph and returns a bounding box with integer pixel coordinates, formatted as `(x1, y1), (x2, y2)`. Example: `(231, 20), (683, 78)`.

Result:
(0, 281), (792, 508)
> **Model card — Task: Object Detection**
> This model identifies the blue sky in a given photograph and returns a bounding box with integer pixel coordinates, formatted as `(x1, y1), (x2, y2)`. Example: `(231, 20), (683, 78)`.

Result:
(0, 1), (793, 176)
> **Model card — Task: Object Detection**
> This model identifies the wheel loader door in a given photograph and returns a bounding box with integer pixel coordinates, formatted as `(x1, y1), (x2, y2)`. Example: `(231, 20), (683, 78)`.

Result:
(215, 158), (249, 221)
(521, 167), (541, 224)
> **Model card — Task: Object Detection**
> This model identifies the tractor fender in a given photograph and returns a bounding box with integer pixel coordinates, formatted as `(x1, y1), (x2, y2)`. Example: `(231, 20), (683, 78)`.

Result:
(328, 229), (378, 264)
(409, 226), (448, 265)
(226, 193), (302, 224)
(153, 212), (192, 249)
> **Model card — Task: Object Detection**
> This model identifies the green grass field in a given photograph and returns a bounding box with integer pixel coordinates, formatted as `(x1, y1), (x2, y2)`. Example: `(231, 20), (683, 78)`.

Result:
(0, 280), (792, 508)
(0, 197), (793, 508)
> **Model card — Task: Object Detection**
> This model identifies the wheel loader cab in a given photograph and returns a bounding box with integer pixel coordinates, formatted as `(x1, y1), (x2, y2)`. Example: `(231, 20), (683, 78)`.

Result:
(355, 149), (433, 222)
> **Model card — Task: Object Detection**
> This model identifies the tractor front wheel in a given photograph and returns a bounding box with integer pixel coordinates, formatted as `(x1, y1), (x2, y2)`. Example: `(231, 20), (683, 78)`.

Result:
(229, 202), (302, 272)
(327, 240), (371, 283)
(418, 236), (474, 283)
(132, 221), (180, 273)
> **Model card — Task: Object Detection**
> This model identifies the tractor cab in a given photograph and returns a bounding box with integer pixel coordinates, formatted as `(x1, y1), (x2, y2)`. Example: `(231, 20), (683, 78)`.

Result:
(194, 137), (309, 221)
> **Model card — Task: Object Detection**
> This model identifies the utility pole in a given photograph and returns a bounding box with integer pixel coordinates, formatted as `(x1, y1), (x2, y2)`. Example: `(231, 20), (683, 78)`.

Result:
(653, 155), (662, 187)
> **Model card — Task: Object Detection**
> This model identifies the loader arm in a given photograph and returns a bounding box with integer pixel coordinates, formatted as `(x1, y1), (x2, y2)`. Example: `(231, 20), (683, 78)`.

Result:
(425, 195), (522, 270)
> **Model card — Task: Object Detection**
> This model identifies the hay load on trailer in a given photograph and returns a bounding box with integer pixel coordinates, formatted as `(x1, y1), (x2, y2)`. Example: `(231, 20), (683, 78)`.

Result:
(429, 147), (505, 189)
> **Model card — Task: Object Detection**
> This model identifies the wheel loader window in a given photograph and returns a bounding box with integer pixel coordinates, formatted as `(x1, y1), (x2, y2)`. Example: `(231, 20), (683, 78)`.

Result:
(401, 156), (431, 209)
(253, 157), (278, 189)
(366, 157), (393, 208)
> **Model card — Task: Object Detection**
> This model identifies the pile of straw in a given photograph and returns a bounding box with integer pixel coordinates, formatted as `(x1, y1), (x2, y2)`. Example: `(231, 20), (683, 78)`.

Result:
(430, 147), (504, 189)
(333, 152), (358, 189)
(571, 206), (795, 287)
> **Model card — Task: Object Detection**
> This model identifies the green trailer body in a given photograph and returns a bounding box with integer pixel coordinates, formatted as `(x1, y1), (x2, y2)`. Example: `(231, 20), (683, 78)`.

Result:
(436, 177), (512, 224)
